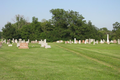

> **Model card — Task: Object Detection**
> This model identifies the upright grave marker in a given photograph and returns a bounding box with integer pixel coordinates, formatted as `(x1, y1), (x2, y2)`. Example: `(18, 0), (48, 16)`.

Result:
(19, 43), (29, 49)
(74, 38), (77, 44)
(118, 39), (120, 44)
(107, 34), (109, 44)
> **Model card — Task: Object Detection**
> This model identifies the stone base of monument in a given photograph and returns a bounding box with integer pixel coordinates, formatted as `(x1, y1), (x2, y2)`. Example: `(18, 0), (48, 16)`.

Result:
(19, 43), (29, 49)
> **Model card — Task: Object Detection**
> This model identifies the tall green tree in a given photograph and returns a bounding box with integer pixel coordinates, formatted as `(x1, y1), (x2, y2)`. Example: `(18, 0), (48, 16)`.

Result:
(0, 31), (2, 39)
(2, 22), (16, 39)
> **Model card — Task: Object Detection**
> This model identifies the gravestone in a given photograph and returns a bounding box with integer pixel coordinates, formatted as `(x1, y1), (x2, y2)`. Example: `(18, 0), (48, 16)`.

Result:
(26, 39), (29, 43)
(3, 39), (6, 43)
(17, 43), (20, 47)
(113, 40), (117, 43)
(107, 34), (109, 44)
(44, 39), (46, 43)
(79, 40), (81, 44)
(103, 39), (105, 43)
(110, 40), (113, 43)
(118, 39), (119, 44)
(39, 40), (43, 44)
(100, 39), (104, 44)
(82, 40), (85, 43)
(74, 38), (77, 44)
(35, 40), (37, 43)
(84, 40), (86, 44)
(1, 39), (3, 43)
(15, 39), (17, 43)
(93, 39), (95, 45)
(19, 39), (22, 43)
(12, 38), (14, 43)
(70, 40), (72, 44)
(85, 39), (89, 43)
(0, 42), (2, 48)
(7, 40), (10, 44)
(19, 43), (29, 49)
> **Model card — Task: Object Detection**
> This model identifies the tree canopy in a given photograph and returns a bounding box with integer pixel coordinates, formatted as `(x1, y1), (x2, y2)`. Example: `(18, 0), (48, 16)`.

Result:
(1, 9), (120, 41)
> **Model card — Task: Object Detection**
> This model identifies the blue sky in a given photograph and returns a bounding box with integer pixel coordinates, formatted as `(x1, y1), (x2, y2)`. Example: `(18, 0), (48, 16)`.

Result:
(0, 0), (120, 31)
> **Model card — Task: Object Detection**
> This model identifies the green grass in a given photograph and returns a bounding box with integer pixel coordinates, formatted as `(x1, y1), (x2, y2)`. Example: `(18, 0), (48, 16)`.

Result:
(0, 43), (120, 80)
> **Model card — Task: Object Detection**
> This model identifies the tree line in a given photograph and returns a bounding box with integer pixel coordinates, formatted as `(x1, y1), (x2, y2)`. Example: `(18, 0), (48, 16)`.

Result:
(0, 9), (120, 42)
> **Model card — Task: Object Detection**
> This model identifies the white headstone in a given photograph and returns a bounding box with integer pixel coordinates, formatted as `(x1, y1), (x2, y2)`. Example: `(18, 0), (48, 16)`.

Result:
(74, 38), (77, 44)
(100, 39), (104, 44)
(44, 39), (46, 43)
(118, 39), (120, 44)
(107, 34), (109, 44)
(79, 40), (81, 44)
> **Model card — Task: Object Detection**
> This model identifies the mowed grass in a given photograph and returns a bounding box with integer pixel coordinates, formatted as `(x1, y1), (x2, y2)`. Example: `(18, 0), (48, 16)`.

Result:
(0, 43), (120, 80)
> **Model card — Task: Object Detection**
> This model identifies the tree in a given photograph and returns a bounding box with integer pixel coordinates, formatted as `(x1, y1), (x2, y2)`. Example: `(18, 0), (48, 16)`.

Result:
(113, 22), (120, 31)
(0, 31), (3, 39)
(112, 22), (120, 39)
(2, 22), (16, 39)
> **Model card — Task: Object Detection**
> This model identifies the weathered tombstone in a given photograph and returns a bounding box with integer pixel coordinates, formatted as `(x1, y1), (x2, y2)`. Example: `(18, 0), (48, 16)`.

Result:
(89, 38), (91, 44)
(19, 39), (22, 43)
(113, 40), (117, 43)
(82, 40), (85, 43)
(3, 39), (6, 43)
(19, 43), (29, 49)
(7, 40), (10, 44)
(0, 42), (2, 48)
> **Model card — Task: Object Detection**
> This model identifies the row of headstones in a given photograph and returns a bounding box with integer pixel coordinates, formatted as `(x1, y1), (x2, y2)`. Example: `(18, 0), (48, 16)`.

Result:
(65, 38), (98, 44)
(1, 39), (51, 49)
(1, 39), (30, 44)
(38, 39), (51, 48)
(100, 39), (120, 44)
(64, 38), (120, 44)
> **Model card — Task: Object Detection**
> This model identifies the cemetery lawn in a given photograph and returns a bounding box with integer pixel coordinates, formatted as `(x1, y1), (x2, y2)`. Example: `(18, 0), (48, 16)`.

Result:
(0, 43), (120, 80)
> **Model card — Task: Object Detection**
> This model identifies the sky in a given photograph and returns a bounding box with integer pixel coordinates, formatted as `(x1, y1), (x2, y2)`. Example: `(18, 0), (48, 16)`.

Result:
(0, 0), (120, 31)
